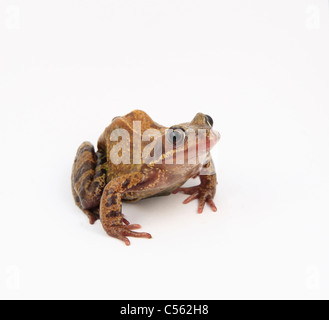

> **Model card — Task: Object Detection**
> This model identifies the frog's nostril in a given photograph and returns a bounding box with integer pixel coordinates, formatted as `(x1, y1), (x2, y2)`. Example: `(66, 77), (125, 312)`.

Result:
(205, 115), (213, 127)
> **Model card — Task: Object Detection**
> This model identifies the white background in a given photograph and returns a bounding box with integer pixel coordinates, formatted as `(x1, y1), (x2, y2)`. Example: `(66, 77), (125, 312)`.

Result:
(1, 0), (329, 300)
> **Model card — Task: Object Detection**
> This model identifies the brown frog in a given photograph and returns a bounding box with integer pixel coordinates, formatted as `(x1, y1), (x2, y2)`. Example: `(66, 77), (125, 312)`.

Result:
(71, 110), (220, 245)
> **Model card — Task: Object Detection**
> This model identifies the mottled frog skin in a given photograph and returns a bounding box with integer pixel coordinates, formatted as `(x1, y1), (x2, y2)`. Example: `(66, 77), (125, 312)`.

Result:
(71, 110), (220, 245)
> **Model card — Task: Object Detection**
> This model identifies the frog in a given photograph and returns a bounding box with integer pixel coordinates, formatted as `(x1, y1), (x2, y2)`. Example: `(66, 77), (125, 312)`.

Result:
(71, 110), (220, 245)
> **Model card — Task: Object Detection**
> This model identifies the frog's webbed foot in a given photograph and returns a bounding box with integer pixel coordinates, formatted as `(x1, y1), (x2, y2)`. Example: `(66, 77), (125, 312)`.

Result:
(106, 222), (152, 246)
(173, 186), (217, 214)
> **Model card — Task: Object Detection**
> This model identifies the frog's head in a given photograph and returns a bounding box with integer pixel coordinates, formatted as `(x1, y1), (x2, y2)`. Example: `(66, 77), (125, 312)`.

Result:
(142, 113), (219, 174)
(163, 113), (220, 166)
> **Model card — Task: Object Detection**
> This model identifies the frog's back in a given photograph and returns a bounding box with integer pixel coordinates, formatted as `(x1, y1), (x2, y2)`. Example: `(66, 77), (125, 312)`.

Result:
(97, 110), (164, 180)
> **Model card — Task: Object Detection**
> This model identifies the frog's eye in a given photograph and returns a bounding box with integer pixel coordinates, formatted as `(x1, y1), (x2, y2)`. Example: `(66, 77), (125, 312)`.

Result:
(205, 115), (214, 127)
(166, 129), (186, 146)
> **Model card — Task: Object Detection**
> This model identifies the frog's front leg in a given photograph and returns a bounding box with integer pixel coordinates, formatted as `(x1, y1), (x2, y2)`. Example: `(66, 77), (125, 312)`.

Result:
(174, 158), (218, 214)
(100, 172), (152, 246)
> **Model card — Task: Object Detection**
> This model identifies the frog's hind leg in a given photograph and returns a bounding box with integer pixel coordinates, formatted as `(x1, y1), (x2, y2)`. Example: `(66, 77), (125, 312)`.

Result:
(72, 186), (100, 224)
(71, 142), (107, 225)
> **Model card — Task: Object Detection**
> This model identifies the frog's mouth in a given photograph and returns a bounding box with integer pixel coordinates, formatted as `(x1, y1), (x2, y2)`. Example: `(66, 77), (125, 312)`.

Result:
(195, 129), (220, 154)
(208, 130), (221, 148)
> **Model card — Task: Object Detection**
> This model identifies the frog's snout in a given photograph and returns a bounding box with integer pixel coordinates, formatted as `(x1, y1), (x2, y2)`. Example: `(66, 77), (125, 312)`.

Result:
(211, 130), (221, 145)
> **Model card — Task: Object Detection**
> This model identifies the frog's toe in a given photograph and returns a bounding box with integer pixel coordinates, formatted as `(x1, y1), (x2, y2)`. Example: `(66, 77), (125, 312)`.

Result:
(207, 199), (217, 213)
(122, 214), (131, 226)
(183, 192), (199, 204)
(107, 226), (152, 246)
(179, 189), (217, 214)
(173, 186), (199, 195)
(197, 197), (217, 214)
(126, 224), (142, 230)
